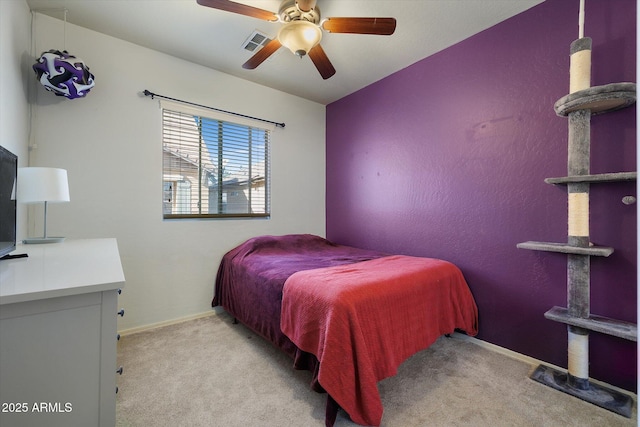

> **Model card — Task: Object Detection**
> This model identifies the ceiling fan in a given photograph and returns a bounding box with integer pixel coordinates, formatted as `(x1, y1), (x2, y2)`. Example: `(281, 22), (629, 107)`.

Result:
(196, 0), (397, 79)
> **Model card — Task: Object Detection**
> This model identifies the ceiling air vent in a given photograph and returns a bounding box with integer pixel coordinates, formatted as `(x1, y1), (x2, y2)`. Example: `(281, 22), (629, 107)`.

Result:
(242, 30), (272, 52)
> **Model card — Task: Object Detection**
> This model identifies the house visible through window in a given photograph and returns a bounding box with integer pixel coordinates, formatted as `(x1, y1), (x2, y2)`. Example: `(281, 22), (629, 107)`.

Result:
(161, 100), (271, 219)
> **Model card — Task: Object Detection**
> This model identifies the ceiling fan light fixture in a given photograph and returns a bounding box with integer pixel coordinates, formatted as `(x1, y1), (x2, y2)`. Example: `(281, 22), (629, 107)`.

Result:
(277, 21), (322, 57)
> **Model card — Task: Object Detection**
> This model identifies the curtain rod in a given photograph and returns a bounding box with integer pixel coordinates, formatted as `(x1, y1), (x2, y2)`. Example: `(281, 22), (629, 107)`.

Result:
(142, 89), (285, 128)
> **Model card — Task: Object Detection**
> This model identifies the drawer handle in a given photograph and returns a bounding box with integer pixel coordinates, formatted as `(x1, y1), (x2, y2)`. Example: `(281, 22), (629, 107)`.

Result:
(117, 309), (125, 317)
(117, 288), (122, 295)
(117, 366), (124, 375)
(116, 386), (119, 394)
(117, 334), (121, 341)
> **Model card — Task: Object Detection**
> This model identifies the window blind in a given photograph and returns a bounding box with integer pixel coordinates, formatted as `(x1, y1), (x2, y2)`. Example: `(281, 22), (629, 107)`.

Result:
(161, 102), (271, 219)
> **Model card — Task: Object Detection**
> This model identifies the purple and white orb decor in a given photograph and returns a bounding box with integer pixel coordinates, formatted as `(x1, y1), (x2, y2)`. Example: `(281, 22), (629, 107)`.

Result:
(32, 49), (95, 99)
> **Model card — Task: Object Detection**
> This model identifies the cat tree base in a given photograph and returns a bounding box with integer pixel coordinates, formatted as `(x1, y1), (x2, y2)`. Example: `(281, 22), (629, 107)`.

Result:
(530, 364), (633, 418)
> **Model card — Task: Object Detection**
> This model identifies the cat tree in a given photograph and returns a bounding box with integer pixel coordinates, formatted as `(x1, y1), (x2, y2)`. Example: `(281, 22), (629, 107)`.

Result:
(516, 0), (636, 418)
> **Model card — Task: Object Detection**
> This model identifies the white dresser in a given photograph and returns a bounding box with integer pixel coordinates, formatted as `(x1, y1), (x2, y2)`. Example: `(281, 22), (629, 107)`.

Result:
(0, 239), (125, 427)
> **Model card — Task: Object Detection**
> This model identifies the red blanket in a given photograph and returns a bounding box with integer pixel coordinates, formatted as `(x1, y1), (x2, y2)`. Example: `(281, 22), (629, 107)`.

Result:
(280, 255), (478, 426)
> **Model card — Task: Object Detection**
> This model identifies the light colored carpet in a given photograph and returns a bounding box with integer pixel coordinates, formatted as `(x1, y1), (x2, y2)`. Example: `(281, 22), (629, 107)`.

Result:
(116, 310), (637, 426)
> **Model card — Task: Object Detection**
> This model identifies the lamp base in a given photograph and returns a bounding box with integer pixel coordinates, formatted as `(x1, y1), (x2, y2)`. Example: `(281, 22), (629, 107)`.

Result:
(22, 237), (66, 244)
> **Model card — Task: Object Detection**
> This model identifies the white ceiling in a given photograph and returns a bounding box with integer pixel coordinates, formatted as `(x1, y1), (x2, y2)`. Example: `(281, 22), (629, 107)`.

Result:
(25, 0), (544, 105)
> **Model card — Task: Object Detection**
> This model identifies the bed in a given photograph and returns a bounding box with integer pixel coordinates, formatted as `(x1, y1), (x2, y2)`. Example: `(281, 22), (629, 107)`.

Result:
(213, 234), (478, 426)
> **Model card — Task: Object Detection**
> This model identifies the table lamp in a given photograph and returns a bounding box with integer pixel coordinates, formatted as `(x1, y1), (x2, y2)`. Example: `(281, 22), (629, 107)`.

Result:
(17, 167), (70, 244)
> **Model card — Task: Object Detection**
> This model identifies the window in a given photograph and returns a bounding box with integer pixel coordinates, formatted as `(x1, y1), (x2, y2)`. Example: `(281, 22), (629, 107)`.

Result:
(161, 100), (271, 219)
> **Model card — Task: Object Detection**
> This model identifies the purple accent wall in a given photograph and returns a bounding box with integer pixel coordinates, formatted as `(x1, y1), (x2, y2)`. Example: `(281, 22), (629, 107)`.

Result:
(326, 0), (636, 392)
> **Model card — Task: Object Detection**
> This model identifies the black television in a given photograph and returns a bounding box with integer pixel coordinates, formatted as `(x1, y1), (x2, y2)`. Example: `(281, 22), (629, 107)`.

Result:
(0, 145), (17, 258)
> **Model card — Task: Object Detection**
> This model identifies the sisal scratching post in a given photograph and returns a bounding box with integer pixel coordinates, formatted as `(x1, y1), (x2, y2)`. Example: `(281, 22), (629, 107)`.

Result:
(569, 38), (592, 94)
(565, 3), (593, 385)
(566, 106), (591, 387)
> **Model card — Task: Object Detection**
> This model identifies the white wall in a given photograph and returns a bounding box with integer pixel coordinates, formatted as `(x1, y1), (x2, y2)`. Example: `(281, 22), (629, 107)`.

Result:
(0, 0), (32, 241)
(29, 13), (326, 331)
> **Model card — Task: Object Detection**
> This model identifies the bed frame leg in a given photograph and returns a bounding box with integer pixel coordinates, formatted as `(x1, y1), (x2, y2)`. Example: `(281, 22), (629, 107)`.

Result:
(325, 395), (339, 427)
(232, 317), (238, 325)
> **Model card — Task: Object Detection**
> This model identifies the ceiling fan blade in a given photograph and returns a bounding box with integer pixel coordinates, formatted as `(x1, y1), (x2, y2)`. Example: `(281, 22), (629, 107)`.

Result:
(296, 0), (317, 12)
(242, 39), (282, 70)
(196, 0), (278, 21)
(308, 44), (336, 80)
(322, 17), (397, 35)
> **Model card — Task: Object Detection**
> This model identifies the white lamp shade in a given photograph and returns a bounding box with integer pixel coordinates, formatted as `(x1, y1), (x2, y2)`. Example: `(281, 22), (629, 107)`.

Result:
(278, 21), (322, 56)
(17, 167), (70, 203)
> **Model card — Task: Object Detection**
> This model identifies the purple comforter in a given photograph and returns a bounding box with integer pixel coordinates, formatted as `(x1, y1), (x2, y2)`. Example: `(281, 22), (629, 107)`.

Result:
(212, 234), (386, 357)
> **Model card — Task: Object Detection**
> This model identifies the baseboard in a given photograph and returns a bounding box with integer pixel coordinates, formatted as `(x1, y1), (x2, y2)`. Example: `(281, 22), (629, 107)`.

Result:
(452, 332), (637, 398)
(117, 308), (221, 337)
